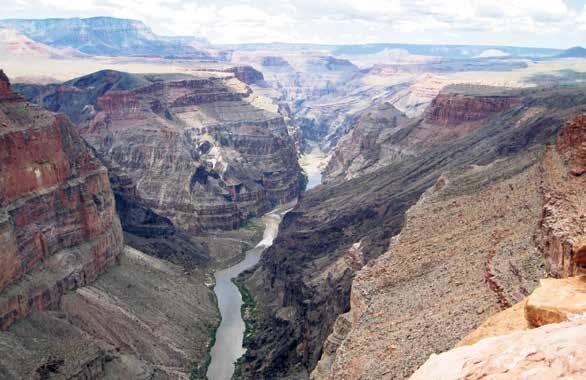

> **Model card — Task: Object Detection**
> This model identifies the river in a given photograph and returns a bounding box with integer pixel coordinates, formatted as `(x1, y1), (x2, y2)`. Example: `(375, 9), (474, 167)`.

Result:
(206, 142), (325, 380)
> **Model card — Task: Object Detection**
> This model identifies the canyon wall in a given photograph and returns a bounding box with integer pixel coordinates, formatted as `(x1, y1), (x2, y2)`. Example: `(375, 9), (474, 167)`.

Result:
(312, 112), (586, 379)
(0, 70), (124, 331)
(323, 87), (521, 183)
(0, 69), (219, 379)
(538, 114), (586, 278)
(16, 70), (303, 233)
(238, 85), (586, 379)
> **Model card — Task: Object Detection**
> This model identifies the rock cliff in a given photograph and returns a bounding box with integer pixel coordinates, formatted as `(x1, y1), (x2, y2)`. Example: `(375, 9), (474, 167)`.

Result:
(557, 114), (586, 176)
(0, 70), (217, 379)
(313, 150), (546, 379)
(0, 69), (124, 330)
(237, 85), (586, 379)
(423, 91), (519, 127)
(323, 102), (411, 181)
(323, 87), (521, 183)
(16, 70), (303, 233)
(539, 115), (586, 277)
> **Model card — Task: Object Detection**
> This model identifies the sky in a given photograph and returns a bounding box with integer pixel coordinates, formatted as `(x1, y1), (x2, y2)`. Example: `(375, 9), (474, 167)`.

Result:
(2, 0), (586, 48)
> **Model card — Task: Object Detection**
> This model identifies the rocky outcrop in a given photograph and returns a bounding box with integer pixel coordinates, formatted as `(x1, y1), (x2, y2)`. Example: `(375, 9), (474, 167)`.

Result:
(525, 277), (586, 327)
(423, 91), (518, 127)
(557, 114), (586, 176)
(0, 70), (124, 331)
(16, 70), (303, 233)
(0, 69), (10, 92)
(411, 276), (586, 380)
(410, 318), (586, 380)
(238, 84), (586, 379)
(226, 66), (264, 85)
(538, 116), (586, 277)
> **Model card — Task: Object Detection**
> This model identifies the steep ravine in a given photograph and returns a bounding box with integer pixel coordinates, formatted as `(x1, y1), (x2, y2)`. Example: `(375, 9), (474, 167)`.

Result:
(206, 144), (326, 380)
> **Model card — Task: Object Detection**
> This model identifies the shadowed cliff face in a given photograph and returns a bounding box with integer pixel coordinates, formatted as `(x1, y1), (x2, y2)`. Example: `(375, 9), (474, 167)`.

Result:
(237, 85), (586, 379)
(16, 70), (304, 233)
(0, 69), (124, 331)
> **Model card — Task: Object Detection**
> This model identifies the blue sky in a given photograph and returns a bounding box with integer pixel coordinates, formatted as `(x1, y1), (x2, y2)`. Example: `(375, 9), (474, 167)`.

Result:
(3, 0), (586, 48)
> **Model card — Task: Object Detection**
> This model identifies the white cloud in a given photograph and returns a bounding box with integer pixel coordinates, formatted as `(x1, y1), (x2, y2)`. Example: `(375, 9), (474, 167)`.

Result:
(1, 0), (585, 47)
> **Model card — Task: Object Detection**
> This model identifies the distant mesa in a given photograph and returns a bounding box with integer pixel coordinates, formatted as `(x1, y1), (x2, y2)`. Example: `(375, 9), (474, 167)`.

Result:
(557, 46), (586, 58)
(0, 17), (211, 59)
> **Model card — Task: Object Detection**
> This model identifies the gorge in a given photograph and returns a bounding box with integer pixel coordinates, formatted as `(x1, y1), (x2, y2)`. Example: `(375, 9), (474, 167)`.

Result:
(1, 12), (586, 380)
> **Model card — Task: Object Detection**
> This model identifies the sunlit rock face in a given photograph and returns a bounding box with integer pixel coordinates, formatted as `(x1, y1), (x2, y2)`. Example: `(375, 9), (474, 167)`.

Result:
(16, 70), (303, 232)
(410, 318), (586, 380)
(0, 70), (124, 331)
(411, 276), (586, 380)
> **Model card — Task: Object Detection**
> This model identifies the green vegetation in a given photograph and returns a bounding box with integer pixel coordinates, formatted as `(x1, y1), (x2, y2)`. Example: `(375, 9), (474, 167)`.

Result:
(241, 218), (265, 246)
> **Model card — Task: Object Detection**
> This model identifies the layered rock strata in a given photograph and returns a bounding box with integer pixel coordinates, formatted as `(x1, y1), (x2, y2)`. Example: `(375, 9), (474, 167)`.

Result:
(0, 70), (217, 379)
(324, 87), (521, 183)
(0, 70), (124, 331)
(0, 246), (217, 380)
(16, 70), (303, 232)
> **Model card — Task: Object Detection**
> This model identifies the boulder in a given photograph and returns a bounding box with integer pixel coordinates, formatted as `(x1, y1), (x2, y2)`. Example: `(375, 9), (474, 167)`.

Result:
(410, 319), (586, 380)
(525, 277), (586, 327)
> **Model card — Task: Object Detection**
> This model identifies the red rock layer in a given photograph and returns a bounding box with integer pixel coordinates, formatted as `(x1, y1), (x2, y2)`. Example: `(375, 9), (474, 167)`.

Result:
(0, 70), (10, 93)
(0, 70), (23, 102)
(424, 93), (518, 127)
(0, 72), (123, 331)
(557, 114), (586, 176)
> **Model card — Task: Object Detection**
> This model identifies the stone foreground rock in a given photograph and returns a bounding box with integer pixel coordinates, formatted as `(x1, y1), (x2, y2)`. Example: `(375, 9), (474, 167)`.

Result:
(410, 318), (586, 380)
(412, 276), (586, 380)
(526, 277), (586, 327)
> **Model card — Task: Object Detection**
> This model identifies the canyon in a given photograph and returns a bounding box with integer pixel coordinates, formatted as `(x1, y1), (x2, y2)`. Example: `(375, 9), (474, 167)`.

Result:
(236, 86), (586, 379)
(1, 14), (586, 380)
(16, 69), (303, 234)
